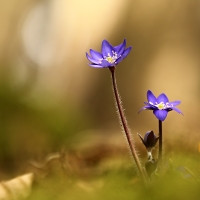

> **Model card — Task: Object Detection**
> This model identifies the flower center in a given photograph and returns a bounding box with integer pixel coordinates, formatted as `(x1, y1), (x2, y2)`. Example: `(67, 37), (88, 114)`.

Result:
(156, 102), (166, 110)
(104, 51), (118, 64)
(106, 56), (115, 63)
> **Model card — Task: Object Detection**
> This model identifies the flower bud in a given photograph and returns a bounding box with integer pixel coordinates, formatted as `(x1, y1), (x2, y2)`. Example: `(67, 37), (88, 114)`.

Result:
(138, 131), (159, 151)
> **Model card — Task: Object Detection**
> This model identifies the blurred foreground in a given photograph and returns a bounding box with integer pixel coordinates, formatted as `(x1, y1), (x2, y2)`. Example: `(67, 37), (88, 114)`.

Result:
(0, 131), (199, 200)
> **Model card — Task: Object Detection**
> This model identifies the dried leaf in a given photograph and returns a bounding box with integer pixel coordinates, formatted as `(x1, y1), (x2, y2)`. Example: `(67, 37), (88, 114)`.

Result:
(0, 173), (34, 200)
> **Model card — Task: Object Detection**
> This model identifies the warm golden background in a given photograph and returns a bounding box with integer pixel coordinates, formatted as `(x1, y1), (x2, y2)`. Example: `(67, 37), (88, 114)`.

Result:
(0, 0), (200, 193)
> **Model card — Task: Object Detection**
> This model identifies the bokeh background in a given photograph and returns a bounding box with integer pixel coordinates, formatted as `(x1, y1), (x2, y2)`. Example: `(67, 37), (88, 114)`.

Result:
(0, 0), (200, 198)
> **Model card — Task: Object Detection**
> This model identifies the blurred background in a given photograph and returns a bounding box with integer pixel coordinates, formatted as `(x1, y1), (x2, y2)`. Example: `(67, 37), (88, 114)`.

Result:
(0, 0), (200, 180)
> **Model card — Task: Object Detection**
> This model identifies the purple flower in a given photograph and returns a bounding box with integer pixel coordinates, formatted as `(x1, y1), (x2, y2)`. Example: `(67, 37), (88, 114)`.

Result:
(139, 90), (183, 121)
(86, 39), (132, 68)
(138, 131), (159, 151)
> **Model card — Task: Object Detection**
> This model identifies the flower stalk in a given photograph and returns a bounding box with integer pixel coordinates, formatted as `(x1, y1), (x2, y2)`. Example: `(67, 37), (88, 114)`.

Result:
(109, 67), (148, 184)
(158, 120), (163, 167)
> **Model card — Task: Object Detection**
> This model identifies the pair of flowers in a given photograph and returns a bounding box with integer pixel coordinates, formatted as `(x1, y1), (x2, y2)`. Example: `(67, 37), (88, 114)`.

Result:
(86, 39), (183, 121)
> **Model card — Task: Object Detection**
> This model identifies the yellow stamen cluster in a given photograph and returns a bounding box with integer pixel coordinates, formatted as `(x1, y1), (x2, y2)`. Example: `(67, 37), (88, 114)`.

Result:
(104, 51), (118, 64)
(156, 102), (165, 110)
(106, 56), (115, 63)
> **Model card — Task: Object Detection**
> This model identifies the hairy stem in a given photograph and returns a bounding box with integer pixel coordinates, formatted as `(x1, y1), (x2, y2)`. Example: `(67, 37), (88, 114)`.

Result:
(109, 67), (147, 184)
(158, 120), (162, 167)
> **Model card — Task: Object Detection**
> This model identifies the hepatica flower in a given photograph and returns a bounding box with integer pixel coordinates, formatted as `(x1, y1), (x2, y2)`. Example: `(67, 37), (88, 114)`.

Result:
(139, 90), (183, 121)
(86, 39), (132, 68)
(138, 131), (159, 151)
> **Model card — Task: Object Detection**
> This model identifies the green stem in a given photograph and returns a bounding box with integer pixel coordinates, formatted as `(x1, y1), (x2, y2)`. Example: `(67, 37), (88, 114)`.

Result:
(109, 67), (147, 184)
